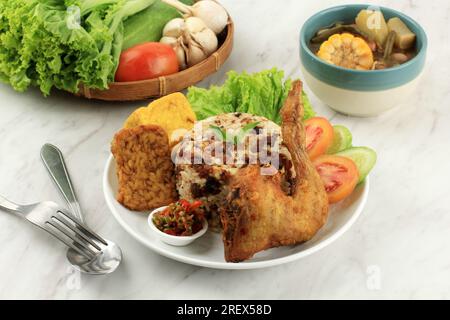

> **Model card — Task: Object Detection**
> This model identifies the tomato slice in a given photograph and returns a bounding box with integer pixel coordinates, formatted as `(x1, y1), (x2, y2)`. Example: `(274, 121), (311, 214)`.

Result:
(313, 155), (359, 204)
(305, 117), (334, 160)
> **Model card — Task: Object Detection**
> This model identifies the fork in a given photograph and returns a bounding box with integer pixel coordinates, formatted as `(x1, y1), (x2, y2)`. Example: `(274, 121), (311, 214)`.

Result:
(0, 195), (107, 260)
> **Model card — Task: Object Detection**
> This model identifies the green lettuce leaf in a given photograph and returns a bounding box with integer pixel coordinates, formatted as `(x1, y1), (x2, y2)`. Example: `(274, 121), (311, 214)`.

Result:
(302, 90), (316, 120)
(0, 0), (155, 96)
(187, 68), (315, 123)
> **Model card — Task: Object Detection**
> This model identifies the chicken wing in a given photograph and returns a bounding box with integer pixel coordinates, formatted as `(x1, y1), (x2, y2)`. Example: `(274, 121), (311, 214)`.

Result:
(220, 80), (329, 262)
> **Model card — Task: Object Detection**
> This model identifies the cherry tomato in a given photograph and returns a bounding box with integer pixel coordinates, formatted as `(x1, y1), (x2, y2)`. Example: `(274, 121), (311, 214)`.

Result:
(313, 155), (359, 204)
(115, 42), (179, 82)
(305, 117), (334, 160)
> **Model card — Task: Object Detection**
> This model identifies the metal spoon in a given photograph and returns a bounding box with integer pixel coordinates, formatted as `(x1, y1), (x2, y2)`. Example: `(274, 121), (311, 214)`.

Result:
(40, 144), (122, 275)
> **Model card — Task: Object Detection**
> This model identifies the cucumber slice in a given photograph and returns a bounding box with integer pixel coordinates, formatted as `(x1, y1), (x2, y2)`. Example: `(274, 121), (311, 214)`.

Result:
(336, 147), (377, 184)
(327, 125), (353, 154)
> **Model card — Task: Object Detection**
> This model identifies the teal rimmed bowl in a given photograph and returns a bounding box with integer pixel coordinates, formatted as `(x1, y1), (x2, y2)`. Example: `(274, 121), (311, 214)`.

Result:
(300, 4), (427, 117)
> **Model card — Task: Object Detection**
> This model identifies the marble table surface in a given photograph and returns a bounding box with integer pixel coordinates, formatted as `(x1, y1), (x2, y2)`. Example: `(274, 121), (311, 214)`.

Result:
(0, 0), (449, 299)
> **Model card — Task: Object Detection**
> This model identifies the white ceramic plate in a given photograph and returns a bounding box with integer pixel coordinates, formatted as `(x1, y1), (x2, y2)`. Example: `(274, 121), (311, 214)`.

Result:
(103, 155), (369, 270)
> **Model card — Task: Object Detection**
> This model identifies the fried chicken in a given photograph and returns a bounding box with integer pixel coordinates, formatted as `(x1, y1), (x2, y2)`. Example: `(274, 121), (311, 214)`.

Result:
(111, 125), (178, 211)
(220, 80), (329, 262)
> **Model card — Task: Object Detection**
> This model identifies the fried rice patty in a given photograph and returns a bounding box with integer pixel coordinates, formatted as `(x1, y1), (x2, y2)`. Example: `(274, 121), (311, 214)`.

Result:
(111, 125), (177, 211)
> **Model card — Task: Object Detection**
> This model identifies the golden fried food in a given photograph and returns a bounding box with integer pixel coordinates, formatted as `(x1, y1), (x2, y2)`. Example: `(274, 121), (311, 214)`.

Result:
(124, 93), (196, 146)
(220, 81), (329, 262)
(111, 125), (177, 211)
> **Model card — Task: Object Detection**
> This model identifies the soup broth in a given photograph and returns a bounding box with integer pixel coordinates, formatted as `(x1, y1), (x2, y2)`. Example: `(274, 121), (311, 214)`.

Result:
(309, 10), (417, 70)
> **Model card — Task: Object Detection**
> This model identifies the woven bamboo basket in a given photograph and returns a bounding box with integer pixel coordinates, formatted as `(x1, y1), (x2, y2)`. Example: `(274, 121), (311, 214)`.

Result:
(76, 19), (234, 102)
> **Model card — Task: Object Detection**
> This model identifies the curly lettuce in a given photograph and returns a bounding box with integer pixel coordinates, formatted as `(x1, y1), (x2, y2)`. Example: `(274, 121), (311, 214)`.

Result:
(187, 68), (315, 123)
(0, 0), (156, 95)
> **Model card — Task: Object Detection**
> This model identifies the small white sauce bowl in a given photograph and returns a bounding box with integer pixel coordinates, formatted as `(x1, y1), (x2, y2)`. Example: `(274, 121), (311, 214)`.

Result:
(148, 206), (208, 247)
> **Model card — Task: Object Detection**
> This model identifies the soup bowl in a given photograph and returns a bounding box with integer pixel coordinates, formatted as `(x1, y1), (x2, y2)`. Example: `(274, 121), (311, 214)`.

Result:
(300, 4), (427, 117)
